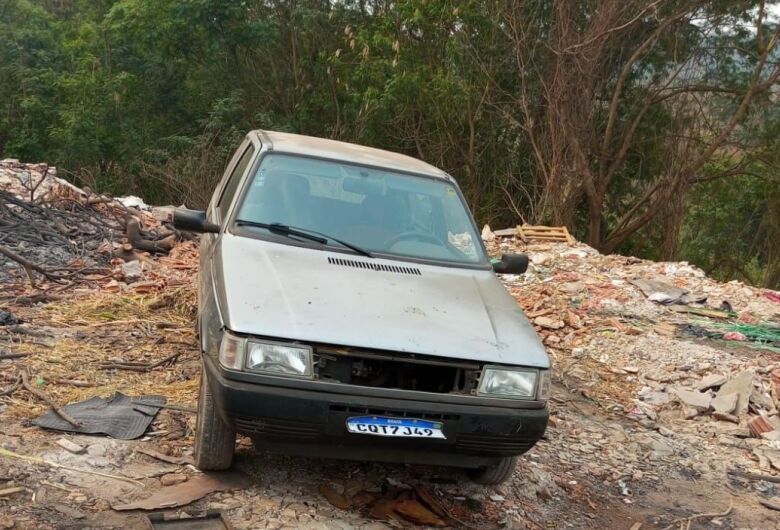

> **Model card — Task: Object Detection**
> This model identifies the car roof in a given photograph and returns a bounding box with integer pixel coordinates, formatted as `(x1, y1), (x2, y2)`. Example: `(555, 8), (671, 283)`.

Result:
(251, 130), (451, 180)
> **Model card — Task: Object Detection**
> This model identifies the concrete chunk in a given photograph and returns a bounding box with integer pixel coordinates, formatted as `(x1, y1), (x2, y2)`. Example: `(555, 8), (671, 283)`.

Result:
(698, 373), (727, 391)
(716, 370), (754, 415)
(121, 260), (143, 282)
(534, 316), (565, 330)
(673, 388), (711, 411)
(711, 392), (737, 414)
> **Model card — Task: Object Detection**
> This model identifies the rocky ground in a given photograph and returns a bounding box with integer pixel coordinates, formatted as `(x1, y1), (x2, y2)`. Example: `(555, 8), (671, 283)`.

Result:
(1, 161), (780, 529)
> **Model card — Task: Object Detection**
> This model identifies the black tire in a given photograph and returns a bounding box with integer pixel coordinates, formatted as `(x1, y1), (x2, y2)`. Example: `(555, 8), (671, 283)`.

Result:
(193, 364), (236, 470)
(467, 456), (518, 485)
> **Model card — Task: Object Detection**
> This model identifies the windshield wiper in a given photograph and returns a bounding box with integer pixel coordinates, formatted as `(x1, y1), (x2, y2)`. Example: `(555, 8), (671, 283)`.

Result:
(235, 220), (374, 258)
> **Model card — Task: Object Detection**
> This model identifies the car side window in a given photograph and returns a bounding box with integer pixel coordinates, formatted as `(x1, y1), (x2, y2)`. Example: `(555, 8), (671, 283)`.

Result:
(218, 145), (255, 219)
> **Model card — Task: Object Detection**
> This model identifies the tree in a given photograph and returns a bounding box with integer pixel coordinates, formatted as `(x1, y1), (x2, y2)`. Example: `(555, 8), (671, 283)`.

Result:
(501, 0), (780, 255)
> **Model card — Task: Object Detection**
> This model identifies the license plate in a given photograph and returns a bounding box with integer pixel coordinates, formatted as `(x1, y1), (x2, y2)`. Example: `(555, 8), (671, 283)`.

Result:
(346, 416), (446, 439)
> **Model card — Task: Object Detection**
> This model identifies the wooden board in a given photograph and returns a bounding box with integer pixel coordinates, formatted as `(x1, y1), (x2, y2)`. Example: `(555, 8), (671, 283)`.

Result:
(516, 224), (574, 244)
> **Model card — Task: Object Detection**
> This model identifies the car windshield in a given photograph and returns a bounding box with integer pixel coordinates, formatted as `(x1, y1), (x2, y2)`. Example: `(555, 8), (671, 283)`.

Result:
(234, 154), (486, 265)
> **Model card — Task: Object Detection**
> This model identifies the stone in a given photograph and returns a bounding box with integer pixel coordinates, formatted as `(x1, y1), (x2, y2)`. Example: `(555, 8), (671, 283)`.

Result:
(86, 444), (107, 457)
(711, 392), (737, 414)
(481, 225), (496, 242)
(750, 390), (777, 414)
(697, 374), (727, 391)
(761, 431), (780, 441)
(561, 282), (585, 295)
(646, 438), (674, 458)
(534, 316), (564, 330)
(716, 370), (754, 415)
(673, 388), (711, 411)
(638, 389), (672, 406)
(121, 260), (143, 282)
(713, 412), (739, 423)
(160, 473), (188, 487)
(56, 438), (85, 455)
(0, 310), (18, 326)
(530, 253), (552, 266)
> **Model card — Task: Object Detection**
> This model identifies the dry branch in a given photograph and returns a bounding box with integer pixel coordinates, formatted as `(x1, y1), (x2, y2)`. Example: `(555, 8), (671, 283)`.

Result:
(0, 243), (61, 286)
(20, 369), (81, 428)
(728, 469), (780, 484)
(126, 216), (176, 254)
(660, 502), (732, 530)
(0, 352), (29, 361)
(98, 350), (191, 372)
(0, 447), (143, 487)
(0, 373), (21, 397)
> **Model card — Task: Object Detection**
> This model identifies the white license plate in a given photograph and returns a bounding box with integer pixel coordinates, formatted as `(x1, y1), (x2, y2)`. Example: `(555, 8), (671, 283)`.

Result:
(346, 416), (446, 439)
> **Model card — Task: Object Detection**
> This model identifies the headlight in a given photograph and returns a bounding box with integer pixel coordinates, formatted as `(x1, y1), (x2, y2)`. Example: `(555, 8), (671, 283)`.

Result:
(478, 367), (537, 399)
(245, 340), (313, 378)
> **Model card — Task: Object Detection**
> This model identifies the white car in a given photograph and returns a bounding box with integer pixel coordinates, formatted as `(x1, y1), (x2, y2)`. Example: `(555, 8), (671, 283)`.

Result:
(174, 130), (551, 485)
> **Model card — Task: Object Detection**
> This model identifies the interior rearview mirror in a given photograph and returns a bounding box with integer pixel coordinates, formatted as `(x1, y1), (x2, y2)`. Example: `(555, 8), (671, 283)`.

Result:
(492, 253), (528, 274)
(173, 208), (219, 233)
(343, 176), (383, 196)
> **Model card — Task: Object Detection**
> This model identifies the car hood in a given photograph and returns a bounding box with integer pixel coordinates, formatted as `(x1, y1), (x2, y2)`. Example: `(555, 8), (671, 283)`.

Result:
(215, 234), (549, 367)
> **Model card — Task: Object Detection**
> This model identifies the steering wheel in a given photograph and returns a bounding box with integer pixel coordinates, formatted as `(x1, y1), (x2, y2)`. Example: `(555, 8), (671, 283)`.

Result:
(385, 231), (442, 247)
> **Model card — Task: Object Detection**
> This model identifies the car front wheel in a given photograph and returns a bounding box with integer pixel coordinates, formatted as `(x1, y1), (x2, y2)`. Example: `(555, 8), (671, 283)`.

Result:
(467, 456), (518, 485)
(193, 363), (236, 470)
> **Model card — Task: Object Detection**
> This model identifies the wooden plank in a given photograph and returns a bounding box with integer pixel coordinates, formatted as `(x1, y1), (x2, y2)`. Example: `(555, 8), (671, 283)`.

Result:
(562, 226), (574, 244)
(669, 306), (732, 319)
(516, 224), (574, 244)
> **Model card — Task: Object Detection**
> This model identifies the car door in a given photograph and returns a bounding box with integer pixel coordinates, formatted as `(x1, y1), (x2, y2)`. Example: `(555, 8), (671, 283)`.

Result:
(198, 138), (257, 350)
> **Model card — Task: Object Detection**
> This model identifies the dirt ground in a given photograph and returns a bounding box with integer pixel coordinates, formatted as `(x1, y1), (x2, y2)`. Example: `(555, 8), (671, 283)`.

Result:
(1, 160), (780, 529)
(2, 239), (780, 529)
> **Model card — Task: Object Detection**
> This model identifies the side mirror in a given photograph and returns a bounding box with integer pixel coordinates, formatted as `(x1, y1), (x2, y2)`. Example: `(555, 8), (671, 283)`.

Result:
(492, 253), (528, 274)
(173, 208), (220, 233)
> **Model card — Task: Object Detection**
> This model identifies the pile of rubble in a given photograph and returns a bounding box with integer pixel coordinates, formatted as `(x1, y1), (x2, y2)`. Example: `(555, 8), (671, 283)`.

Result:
(484, 226), (780, 512)
(0, 159), (183, 292)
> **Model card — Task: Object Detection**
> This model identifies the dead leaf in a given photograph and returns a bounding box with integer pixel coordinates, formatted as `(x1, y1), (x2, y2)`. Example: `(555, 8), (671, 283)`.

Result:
(342, 479), (363, 498)
(369, 498), (397, 520)
(111, 471), (247, 511)
(393, 498), (447, 527)
(136, 448), (194, 466)
(414, 486), (448, 519)
(351, 490), (377, 508)
(318, 484), (350, 510)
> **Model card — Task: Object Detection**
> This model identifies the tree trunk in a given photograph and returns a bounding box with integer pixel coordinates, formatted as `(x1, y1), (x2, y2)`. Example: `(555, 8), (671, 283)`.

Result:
(659, 182), (689, 261)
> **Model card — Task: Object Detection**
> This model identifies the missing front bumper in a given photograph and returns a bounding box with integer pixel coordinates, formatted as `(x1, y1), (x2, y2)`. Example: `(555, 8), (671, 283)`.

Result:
(202, 355), (548, 466)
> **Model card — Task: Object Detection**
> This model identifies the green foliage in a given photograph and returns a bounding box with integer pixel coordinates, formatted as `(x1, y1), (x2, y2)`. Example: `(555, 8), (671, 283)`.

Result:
(0, 0), (778, 286)
(680, 175), (767, 281)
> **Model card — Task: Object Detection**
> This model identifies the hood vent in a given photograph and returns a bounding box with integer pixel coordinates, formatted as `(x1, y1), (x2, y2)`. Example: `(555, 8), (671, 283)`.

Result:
(328, 256), (421, 276)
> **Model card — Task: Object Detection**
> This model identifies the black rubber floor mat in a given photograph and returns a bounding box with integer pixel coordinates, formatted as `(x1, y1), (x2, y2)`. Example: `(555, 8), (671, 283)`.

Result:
(34, 392), (166, 439)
